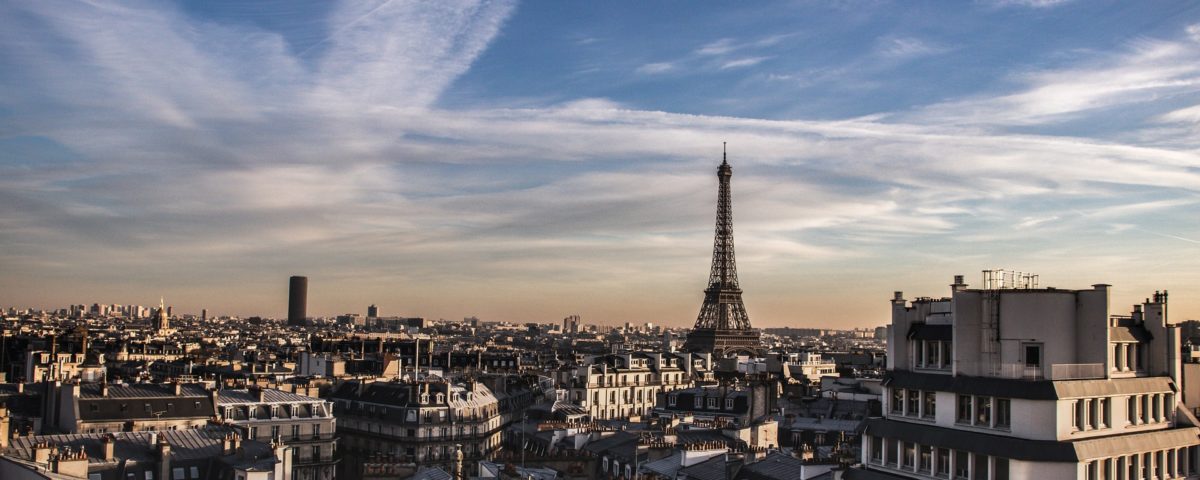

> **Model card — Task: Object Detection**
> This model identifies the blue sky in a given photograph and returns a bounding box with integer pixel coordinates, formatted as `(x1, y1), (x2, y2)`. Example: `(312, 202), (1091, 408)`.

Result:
(1, 0), (1199, 327)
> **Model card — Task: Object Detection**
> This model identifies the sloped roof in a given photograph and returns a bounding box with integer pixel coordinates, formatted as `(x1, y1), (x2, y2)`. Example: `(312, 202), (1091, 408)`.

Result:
(3, 425), (271, 464)
(739, 452), (805, 480)
(217, 388), (319, 405)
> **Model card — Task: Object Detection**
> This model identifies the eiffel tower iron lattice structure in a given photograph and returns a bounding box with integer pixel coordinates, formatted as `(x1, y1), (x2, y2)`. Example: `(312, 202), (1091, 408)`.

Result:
(684, 146), (761, 357)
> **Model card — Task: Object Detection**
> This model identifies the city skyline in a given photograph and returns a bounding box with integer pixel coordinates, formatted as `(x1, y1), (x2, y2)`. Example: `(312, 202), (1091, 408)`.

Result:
(2, 1), (1200, 328)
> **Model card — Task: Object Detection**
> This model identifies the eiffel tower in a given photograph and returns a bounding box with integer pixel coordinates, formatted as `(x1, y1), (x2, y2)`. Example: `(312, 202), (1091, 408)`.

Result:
(684, 145), (761, 357)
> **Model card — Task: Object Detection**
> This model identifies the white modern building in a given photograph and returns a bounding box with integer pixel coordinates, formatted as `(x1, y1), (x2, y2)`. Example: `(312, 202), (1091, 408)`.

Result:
(855, 272), (1200, 480)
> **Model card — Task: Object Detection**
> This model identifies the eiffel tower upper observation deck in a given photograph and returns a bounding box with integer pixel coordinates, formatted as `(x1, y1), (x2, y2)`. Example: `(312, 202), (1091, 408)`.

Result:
(684, 145), (762, 357)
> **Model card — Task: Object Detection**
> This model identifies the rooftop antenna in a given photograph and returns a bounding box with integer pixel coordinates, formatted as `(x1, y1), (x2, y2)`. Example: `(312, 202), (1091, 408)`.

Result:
(723, 142), (727, 164)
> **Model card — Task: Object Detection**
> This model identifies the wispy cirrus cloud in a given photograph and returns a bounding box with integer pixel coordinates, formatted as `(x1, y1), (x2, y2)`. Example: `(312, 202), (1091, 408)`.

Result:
(902, 35), (1200, 127)
(720, 56), (770, 70)
(635, 62), (675, 75)
(876, 36), (951, 59)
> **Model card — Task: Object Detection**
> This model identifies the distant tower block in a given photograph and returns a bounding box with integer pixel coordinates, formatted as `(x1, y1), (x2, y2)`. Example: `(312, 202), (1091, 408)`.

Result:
(367, 304), (378, 318)
(288, 276), (308, 326)
(684, 145), (761, 357)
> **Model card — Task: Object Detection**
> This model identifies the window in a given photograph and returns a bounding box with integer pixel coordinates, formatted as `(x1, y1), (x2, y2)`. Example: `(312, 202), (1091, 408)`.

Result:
(725, 398), (734, 410)
(1073, 400), (1083, 430)
(919, 445), (933, 473)
(707, 397), (717, 409)
(312, 446), (320, 460)
(941, 342), (952, 368)
(937, 448), (950, 476)
(1098, 398), (1110, 428)
(1141, 395), (1151, 424)
(668, 394), (677, 406)
(915, 341), (925, 367)
(1086, 399), (1097, 429)
(1128, 396), (1138, 424)
(90, 404), (99, 412)
(1153, 393), (1162, 422)
(1165, 394), (1174, 422)
(995, 398), (1010, 428)
(248, 427), (256, 439)
(694, 397), (703, 408)
(292, 425), (300, 439)
(923, 391), (937, 418)
(974, 452), (989, 479)
(954, 451), (969, 479)
(271, 425), (279, 439)
(957, 395), (972, 423)
(313, 424), (321, 439)
(902, 442), (915, 468)
(907, 389), (920, 416)
(870, 436), (883, 463)
(892, 389), (904, 414)
(975, 396), (991, 426)
(172, 468), (185, 480)
(190, 467), (199, 479)
(885, 439), (895, 465)
(1023, 343), (1042, 368)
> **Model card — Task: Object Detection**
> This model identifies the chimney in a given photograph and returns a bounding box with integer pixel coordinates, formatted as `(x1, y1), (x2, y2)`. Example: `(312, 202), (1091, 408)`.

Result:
(33, 441), (52, 464)
(0, 403), (8, 448)
(222, 433), (235, 455)
(156, 437), (172, 480)
(102, 434), (116, 461)
(951, 275), (967, 293)
(892, 291), (904, 302)
(101, 383), (109, 397)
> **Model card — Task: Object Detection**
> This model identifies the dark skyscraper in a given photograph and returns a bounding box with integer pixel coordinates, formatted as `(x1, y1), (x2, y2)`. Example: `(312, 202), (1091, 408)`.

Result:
(684, 147), (761, 357)
(367, 304), (378, 318)
(288, 276), (307, 326)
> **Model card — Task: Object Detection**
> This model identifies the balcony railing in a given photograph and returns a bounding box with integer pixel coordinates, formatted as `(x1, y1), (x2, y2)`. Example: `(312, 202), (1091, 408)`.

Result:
(1050, 363), (1106, 380)
(996, 363), (1105, 381)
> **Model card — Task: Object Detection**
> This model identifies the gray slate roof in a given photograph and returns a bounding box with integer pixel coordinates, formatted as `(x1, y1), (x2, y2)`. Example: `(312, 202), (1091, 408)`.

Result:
(217, 388), (319, 405)
(3, 425), (271, 464)
(739, 452), (805, 480)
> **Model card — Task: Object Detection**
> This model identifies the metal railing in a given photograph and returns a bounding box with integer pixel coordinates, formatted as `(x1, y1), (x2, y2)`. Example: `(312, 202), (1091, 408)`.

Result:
(995, 363), (1105, 381)
(1049, 363), (1105, 380)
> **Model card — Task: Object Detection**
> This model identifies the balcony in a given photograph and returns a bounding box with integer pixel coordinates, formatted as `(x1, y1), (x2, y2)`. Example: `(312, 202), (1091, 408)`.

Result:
(996, 363), (1105, 381)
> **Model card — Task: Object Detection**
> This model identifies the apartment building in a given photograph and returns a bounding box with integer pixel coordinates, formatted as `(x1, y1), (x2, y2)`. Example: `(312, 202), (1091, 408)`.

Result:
(217, 387), (337, 480)
(856, 273), (1200, 480)
(329, 378), (503, 478)
(556, 352), (695, 420)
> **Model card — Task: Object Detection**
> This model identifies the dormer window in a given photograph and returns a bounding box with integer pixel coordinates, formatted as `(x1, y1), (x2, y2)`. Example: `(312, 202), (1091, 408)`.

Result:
(421, 394), (430, 404)
(694, 397), (703, 408)
(668, 395), (677, 407)
(707, 397), (717, 409)
(436, 393), (445, 403)
(725, 398), (734, 410)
